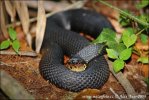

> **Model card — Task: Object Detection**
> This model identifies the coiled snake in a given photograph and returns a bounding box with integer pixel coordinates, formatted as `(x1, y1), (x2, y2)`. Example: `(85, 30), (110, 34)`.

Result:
(39, 9), (114, 92)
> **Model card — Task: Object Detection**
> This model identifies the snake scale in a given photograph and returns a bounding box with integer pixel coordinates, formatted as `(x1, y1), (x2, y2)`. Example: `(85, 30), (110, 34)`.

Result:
(39, 9), (114, 92)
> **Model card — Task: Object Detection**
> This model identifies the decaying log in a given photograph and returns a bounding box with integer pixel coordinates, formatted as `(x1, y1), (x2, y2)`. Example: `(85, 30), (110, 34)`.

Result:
(0, 70), (35, 100)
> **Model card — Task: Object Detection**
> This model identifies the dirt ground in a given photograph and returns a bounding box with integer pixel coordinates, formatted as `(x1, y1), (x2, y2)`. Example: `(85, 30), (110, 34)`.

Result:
(0, 53), (148, 99)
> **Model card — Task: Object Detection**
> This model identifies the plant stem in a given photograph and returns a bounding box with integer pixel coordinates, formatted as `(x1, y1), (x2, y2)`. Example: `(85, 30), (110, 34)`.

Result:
(96, 0), (149, 27)
(136, 27), (148, 36)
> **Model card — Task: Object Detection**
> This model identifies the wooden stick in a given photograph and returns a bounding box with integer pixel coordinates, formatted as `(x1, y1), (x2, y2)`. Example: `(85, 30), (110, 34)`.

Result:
(24, 1), (69, 12)
(0, 50), (37, 57)
(7, 0), (87, 28)
(109, 87), (121, 99)
(0, 70), (35, 100)
(107, 60), (137, 98)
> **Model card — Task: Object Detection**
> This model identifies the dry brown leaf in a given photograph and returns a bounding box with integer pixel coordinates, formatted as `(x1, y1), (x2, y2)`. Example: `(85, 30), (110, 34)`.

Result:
(34, 0), (86, 50)
(14, 1), (29, 34)
(4, 0), (16, 22)
(74, 89), (105, 100)
(14, 1), (30, 34)
(6, 0), (86, 29)
(14, 1), (31, 46)
(135, 39), (149, 51)
(0, 1), (8, 38)
(140, 65), (149, 78)
(21, 1), (30, 34)
(35, 1), (46, 53)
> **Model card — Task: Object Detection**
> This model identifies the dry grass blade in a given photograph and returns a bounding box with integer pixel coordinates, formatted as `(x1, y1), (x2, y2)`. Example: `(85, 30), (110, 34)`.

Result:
(20, 1), (30, 34)
(14, 1), (31, 46)
(4, 0), (16, 22)
(14, 1), (30, 34)
(7, 0), (86, 28)
(35, 1), (47, 53)
(0, 1), (8, 38)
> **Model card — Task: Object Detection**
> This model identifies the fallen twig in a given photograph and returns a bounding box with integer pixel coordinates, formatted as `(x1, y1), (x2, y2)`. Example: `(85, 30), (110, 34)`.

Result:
(7, 0), (87, 28)
(0, 70), (35, 100)
(0, 61), (12, 67)
(107, 60), (137, 98)
(0, 59), (40, 74)
(109, 87), (121, 99)
(0, 50), (37, 57)
(24, 1), (69, 12)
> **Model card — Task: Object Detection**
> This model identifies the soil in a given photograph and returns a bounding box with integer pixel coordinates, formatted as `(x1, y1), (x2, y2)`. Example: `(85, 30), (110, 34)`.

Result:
(0, 0), (148, 100)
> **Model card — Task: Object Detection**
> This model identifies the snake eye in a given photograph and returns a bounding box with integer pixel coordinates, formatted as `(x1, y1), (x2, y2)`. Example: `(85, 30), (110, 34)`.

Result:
(68, 58), (79, 64)
(68, 57), (85, 64)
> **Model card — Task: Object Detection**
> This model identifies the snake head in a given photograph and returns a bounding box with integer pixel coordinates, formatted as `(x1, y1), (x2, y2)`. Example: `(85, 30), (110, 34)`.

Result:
(68, 57), (85, 64)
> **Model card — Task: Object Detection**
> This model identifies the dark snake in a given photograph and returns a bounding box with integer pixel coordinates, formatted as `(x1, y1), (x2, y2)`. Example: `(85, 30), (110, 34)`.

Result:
(39, 9), (115, 92)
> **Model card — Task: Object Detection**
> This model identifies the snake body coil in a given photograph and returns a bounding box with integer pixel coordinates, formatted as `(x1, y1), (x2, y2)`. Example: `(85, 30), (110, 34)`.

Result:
(39, 9), (114, 92)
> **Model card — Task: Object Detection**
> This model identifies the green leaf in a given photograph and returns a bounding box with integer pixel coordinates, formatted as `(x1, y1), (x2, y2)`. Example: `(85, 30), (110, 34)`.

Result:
(12, 40), (20, 53)
(92, 28), (116, 44)
(122, 28), (135, 35)
(113, 59), (125, 73)
(119, 48), (132, 60)
(136, 0), (149, 9)
(116, 43), (127, 53)
(138, 14), (149, 23)
(119, 17), (130, 26)
(137, 57), (149, 64)
(107, 42), (126, 53)
(8, 27), (17, 41)
(137, 14), (149, 30)
(0, 40), (11, 50)
(107, 41), (117, 48)
(140, 34), (148, 44)
(106, 49), (118, 59)
(122, 28), (137, 48)
(119, 10), (131, 26)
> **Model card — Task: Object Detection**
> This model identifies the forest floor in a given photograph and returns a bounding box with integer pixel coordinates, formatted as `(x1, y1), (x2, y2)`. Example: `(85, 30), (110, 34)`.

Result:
(0, 0), (148, 100)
